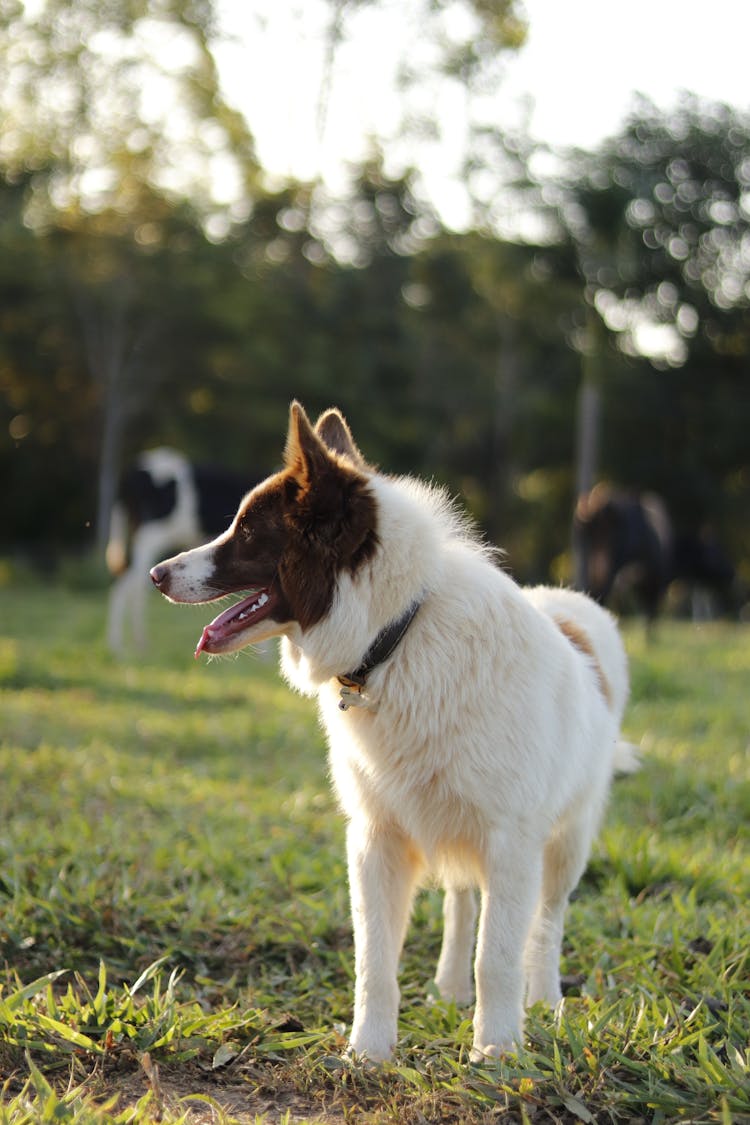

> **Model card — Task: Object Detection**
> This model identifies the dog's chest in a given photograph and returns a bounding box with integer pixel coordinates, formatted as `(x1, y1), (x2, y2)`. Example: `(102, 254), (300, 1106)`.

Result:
(321, 688), (478, 848)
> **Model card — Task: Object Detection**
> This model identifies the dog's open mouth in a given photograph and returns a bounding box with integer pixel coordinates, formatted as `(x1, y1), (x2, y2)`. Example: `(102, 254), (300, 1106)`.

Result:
(195, 586), (278, 658)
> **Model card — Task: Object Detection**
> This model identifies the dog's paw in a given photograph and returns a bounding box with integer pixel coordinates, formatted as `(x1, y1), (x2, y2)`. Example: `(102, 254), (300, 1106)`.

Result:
(344, 1043), (393, 1066)
(525, 981), (562, 1009)
(469, 1040), (518, 1064)
(346, 1027), (395, 1065)
(430, 978), (474, 1007)
(469, 1018), (521, 1064)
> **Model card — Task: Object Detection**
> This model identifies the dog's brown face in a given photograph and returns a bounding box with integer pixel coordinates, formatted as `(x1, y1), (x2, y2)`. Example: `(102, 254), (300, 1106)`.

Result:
(150, 403), (378, 656)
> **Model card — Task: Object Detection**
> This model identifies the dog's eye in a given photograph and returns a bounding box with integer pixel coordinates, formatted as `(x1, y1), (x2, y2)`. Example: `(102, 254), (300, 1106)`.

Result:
(233, 515), (252, 542)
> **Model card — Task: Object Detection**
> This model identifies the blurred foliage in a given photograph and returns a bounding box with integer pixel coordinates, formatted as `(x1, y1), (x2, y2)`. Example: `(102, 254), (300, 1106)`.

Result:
(0, 0), (258, 220)
(556, 95), (750, 544)
(0, 0), (747, 588)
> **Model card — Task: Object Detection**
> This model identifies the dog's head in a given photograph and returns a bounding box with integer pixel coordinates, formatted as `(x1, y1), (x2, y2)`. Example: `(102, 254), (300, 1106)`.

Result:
(150, 403), (378, 656)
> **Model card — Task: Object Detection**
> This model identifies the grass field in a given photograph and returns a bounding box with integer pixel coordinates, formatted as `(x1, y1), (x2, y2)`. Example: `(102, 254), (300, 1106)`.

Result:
(0, 575), (748, 1123)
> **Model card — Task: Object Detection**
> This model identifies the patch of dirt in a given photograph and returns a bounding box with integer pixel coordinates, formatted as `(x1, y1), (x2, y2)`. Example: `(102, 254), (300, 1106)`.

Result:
(84, 1055), (347, 1124)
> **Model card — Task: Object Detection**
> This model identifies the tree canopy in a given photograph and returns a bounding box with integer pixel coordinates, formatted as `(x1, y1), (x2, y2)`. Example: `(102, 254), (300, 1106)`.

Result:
(0, 0), (258, 225)
(558, 96), (750, 531)
(0, 4), (747, 593)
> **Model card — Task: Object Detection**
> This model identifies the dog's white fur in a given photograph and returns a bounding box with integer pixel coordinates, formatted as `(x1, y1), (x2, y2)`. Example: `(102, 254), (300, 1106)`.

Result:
(280, 471), (629, 1061)
(156, 414), (631, 1063)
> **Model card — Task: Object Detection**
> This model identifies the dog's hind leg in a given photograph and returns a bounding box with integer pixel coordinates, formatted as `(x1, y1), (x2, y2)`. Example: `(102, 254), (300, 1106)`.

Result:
(434, 887), (477, 1005)
(523, 812), (596, 1008)
(471, 830), (542, 1062)
(346, 821), (422, 1062)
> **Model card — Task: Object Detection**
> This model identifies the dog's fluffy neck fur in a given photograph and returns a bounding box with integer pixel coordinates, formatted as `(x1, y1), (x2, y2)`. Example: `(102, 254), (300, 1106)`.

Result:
(281, 471), (491, 695)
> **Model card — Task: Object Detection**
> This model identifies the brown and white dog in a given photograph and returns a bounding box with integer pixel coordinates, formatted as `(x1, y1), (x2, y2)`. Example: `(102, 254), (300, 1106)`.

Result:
(151, 402), (634, 1062)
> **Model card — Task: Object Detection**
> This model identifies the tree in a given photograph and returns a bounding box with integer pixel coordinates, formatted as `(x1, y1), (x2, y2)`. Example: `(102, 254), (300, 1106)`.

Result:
(558, 96), (750, 566)
(0, 0), (258, 223)
(0, 0), (263, 549)
(316, 0), (527, 137)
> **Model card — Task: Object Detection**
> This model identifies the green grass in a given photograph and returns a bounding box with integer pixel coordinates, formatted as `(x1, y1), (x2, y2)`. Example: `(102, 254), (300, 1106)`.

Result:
(0, 576), (748, 1123)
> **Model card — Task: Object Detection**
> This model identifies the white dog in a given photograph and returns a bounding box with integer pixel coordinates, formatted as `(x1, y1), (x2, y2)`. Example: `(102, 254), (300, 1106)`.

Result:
(151, 403), (633, 1062)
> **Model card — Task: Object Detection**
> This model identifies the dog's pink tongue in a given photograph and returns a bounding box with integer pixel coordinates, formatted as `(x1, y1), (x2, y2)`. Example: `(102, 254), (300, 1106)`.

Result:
(194, 615), (235, 659)
(195, 628), (212, 659)
(193, 588), (272, 658)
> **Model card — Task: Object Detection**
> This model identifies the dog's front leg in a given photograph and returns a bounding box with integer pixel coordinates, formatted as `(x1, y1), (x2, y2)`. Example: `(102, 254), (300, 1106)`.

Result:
(470, 831), (542, 1063)
(346, 820), (419, 1062)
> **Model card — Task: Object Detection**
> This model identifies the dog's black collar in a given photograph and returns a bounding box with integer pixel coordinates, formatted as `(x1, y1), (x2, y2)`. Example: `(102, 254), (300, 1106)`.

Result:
(337, 600), (421, 707)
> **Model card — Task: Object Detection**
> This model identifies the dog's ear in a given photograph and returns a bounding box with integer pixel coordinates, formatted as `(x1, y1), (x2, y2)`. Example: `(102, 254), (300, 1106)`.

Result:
(283, 402), (377, 573)
(315, 409), (368, 470)
(285, 401), (335, 484)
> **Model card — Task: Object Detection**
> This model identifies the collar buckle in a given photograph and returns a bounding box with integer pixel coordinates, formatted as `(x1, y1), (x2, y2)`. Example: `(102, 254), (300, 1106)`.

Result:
(338, 682), (369, 711)
(336, 599), (421, 712)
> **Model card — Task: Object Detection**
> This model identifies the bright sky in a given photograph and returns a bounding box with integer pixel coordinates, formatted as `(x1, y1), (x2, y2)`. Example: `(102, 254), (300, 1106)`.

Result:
(214, 0), (750, 228)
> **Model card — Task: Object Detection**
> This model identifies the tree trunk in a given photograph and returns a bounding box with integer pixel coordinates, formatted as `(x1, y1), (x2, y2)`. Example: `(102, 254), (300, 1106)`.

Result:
(572, 310), (605, 589)
(489, 318), (518, 545)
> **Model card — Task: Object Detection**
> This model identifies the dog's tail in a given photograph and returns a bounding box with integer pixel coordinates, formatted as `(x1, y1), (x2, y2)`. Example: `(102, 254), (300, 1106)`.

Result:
(613, 739), (641, 776)
(105, 501), (129, 575)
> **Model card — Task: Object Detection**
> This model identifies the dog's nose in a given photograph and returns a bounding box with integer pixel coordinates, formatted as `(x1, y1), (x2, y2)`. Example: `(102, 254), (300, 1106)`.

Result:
(150, 563), (169, 588)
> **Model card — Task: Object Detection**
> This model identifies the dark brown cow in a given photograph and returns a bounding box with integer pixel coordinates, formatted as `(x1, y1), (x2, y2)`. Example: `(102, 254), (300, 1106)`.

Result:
(574, 484), (737, 624)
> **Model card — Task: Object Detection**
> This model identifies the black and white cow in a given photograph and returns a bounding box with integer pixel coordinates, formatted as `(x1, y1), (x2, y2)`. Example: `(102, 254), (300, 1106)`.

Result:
(106, 449), (254, 653)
